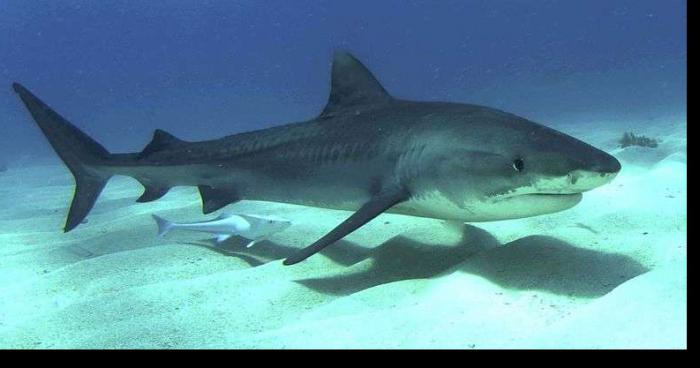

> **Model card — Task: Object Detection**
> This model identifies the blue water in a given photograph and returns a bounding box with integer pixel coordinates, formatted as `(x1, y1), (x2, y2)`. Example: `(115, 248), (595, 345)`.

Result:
(0, 0), (686, 158)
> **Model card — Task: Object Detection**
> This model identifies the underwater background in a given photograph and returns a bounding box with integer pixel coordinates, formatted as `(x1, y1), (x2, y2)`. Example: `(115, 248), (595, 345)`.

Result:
(0, 0), (687, 348)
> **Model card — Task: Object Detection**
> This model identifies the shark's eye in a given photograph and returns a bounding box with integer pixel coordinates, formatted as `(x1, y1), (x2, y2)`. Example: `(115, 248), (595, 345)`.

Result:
(512, 158), (525, 172)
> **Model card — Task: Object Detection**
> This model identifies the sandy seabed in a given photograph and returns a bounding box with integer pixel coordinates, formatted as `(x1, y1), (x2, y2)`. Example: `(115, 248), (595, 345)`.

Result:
(0, 117), (686, 349)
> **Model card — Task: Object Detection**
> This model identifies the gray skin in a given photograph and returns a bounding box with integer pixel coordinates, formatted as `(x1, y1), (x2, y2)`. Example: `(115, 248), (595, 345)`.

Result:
(12, 52), (621, 265)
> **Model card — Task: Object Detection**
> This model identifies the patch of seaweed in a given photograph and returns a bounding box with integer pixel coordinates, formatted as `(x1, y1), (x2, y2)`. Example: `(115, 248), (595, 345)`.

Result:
(619, 132), (659, 148)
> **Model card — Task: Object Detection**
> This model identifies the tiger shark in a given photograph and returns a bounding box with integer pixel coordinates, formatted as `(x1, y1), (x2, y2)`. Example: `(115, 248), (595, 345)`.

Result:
(12, 51), (620, 265)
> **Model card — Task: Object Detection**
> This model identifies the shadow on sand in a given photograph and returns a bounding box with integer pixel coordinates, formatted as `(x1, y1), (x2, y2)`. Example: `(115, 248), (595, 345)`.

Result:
(186, 224), (649, 298)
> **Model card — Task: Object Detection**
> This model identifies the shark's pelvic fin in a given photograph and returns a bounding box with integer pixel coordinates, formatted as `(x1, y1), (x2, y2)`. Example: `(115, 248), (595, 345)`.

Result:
(136, 185), (171, 203)
(319, 51), (393, 118)
(283, 186), (410, 265)
(12, 82), (113, 232)
(198, 185), (241, 214)
(138, 129), (187, 159)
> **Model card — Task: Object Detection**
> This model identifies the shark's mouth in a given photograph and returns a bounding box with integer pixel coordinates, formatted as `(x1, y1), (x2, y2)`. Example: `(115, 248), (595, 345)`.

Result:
(488, 192), (584, 217)
(488, 170), (619, 203)
(522, 192), (583, 197)
(506, 191), (582, 197)
(489, 189), (583, 201)
(518, 192), (583, 200)
(488, 191), (584, 208)
(494, 192), (584, 205)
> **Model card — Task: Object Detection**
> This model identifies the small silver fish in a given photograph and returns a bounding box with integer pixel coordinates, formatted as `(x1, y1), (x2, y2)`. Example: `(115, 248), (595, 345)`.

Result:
(152, 212), (292, 248)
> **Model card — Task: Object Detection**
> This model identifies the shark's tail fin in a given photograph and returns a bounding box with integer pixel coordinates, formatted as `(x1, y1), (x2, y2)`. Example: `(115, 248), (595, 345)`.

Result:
(12, 82), (114, 232)
(151, 214), (174, 238)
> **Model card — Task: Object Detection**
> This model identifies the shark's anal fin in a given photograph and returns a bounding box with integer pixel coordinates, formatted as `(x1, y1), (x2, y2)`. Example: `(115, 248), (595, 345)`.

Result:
(198, 185), (241, 214)
(283, 186), (410, 265)
(136, 185), (171, 203)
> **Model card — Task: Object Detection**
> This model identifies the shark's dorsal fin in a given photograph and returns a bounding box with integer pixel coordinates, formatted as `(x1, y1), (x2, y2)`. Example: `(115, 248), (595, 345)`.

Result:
(319, 52), (393, 118)
(138, 129), (186, 159)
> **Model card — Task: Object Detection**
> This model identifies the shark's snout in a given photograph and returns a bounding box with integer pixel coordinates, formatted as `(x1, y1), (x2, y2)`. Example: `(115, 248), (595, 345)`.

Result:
(561, 152), (620, 193)
(583, 151), (621, 187)
(526, 151), (620, 196)
(591, 152), (622, 175)
(557, 148), (620, 191)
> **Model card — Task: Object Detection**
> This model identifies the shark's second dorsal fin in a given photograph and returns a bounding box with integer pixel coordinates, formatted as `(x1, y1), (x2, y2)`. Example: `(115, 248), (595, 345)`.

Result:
(138, 129), (186, 159)
(319, 52), (393, 118)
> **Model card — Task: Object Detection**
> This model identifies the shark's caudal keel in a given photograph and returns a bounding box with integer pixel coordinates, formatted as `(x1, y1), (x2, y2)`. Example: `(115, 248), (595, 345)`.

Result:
(13, 51), (621, 265)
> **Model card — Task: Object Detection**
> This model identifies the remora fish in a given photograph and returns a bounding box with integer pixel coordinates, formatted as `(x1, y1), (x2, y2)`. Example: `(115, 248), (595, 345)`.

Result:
(152, 213), (292, 247)
(12, 51), (621, 265)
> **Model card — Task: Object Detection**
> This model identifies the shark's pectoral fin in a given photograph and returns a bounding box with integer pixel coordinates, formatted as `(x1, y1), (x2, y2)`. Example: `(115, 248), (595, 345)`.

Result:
(198, 185), (241, 214)
(283, 186), (410, 265)
(136, 185), (171, 203)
